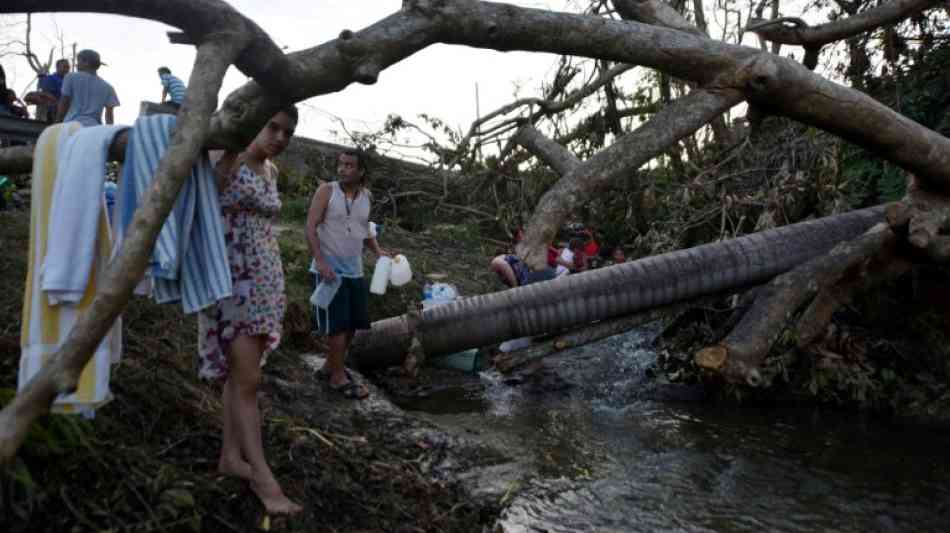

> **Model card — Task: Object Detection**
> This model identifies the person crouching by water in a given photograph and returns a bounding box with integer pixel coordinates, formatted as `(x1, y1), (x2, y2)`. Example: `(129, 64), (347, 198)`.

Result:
(200, 108), (302, 515)
(306, 149), (390, 399)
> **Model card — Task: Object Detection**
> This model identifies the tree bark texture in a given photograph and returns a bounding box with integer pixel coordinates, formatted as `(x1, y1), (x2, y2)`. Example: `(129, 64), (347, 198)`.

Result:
(694, 222), (897, 385)
(613, 0), (706, 36)
(0, 39), (242, 465)
(351, 206), (887, 369)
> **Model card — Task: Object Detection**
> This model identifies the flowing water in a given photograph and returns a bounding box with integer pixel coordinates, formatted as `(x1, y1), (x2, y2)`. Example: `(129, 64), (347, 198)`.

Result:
(396, 325), (950, 532)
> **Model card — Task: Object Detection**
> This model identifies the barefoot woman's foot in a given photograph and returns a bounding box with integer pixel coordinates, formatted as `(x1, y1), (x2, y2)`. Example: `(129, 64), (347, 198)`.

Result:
(250, 472), (303, 515)
(218, 455), (253, 480)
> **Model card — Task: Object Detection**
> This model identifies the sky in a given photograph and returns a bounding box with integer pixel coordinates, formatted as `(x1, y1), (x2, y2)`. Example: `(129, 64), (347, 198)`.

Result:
(2, 0), (589, 149)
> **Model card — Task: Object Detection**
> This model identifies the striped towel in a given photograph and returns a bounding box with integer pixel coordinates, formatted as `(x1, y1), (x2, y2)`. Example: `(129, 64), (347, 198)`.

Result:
(116, 114), (231, 314)
(19, 122), (123, 416)
(42, 124), (127, 304)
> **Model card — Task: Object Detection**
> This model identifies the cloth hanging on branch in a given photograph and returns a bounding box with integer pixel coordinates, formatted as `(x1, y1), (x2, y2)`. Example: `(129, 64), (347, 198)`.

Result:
(116, 114), (232, 313)
(19, 122), (123, 416)
(41, 124), (127, 304)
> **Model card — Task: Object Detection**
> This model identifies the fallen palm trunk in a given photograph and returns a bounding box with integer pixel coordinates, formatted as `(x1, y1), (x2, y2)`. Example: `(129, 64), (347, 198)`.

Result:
(350, 205), (888, 370)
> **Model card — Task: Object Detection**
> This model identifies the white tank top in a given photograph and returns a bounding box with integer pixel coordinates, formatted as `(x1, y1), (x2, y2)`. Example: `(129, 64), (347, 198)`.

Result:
(315, 181), (371, 275)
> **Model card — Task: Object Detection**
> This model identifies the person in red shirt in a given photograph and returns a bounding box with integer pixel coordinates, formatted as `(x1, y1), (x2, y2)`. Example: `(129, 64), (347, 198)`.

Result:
(582, 227), (600, 258)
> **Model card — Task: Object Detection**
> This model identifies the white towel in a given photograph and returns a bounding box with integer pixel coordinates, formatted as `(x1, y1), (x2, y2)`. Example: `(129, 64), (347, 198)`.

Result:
(116, 114), (232, 314)
(20, 122), (122, 416)
(41, 124), (127, 304)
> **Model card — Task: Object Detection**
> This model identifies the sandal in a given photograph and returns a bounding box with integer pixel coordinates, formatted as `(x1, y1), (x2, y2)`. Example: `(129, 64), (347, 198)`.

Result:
(329, 380), (369, 400)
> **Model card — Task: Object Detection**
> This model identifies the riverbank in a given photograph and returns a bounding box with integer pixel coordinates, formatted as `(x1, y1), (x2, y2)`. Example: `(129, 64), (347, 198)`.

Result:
(0, 210), (511, 532)
(4, 196), (950, 530)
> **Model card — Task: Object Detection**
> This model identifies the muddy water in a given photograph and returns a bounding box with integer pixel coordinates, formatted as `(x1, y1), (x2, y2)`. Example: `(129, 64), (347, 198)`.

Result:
(396, 325), (950, 532)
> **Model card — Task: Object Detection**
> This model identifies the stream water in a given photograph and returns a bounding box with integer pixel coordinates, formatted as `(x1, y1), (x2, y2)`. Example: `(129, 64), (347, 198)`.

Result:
(396, 325), (950, 532)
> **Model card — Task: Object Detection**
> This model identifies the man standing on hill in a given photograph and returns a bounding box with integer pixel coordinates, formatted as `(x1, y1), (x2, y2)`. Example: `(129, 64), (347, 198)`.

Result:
(57, 49), (119, 126)
(307, 150), (389, 399)
(157, 66), (186, 108)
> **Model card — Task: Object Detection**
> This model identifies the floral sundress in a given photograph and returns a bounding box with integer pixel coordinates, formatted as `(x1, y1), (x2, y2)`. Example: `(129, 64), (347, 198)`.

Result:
(197, 161), (284, 381)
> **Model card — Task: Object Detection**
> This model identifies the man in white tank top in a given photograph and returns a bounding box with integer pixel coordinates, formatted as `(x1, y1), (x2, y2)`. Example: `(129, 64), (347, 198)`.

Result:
(306, 150), (389, 399)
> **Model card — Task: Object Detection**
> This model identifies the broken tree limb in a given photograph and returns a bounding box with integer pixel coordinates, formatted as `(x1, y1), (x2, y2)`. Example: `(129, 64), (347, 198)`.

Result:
(0, 38), (243, 465)
(694, 222), (897, 386)
(513, 124), (581, 176)
(3, 1), (950, 194)
(795, 248), (912, 349)
(612, 0), (707, 36)
(746, 0), (939, 47)
(1, 0), (291, 92)
(745, 0), (941, 69)
(517, 87), (744, 270)
(494, 300), (698, 374)
(886, 175), (950, 263)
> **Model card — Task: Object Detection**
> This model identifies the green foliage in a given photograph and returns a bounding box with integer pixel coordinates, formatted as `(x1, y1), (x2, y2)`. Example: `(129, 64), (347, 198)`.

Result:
(840, 150), (906, 204)
(282, 196), (311, 224)
(277, 166), (317, 199)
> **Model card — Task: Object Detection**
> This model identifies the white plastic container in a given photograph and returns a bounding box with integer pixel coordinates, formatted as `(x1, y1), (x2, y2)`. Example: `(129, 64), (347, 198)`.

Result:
(389, 254), (412, 287)
(310, 276), (342, 308)
(370, 256), (392, 295)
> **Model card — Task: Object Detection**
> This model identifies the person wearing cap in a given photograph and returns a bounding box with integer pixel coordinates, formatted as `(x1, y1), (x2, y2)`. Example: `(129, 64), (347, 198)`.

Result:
(157, 66), (187, 108)
(57, 49), (119, 126)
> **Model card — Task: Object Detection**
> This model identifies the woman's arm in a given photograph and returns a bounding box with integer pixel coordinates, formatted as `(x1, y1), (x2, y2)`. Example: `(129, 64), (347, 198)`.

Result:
(211, 150), (241, 191)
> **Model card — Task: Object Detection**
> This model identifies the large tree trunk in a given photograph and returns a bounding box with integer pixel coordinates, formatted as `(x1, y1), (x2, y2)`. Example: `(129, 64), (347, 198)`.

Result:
(351, 206), (886, 369)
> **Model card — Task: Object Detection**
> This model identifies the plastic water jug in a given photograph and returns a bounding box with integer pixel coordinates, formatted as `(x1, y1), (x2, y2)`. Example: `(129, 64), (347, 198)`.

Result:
(370, 256), (392, 295)
(389, 254), (412, 286)
(310, 276), (342, 308)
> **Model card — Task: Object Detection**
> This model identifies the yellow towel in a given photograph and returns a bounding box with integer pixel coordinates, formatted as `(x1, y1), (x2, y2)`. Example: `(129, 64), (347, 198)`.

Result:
(18, 122), (123, 415)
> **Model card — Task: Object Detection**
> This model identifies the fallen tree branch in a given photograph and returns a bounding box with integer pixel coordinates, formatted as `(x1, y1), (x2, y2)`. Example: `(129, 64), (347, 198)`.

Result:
(517, 86), (744, 269)
(513, 124), (581, 176)
(0, 37), (243, 465)
(1, 0), (290, 90)
(887, 174), (950, 263)
(795, 249), (912, 348)
(3, 1), (950, 193)
(494, 300), (698, 373)
(694, 222), (897, 386)
(612, 0), (707, 36)
(457, 62), (635, 156)
(745, 0), (941, 69)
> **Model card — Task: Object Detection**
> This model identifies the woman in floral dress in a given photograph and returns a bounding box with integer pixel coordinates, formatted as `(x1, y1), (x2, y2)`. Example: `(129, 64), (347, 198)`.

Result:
(198, 107), (302, 515)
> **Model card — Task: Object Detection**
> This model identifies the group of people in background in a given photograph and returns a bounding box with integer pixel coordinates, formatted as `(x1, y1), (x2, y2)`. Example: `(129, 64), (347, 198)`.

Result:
(1, 50), (187, 126)
(490, 224), (628, 289)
